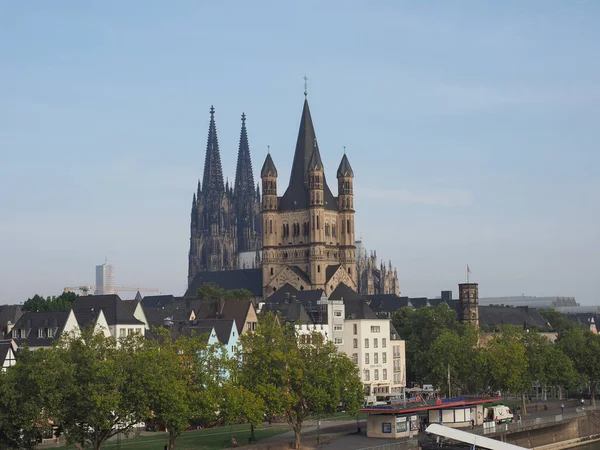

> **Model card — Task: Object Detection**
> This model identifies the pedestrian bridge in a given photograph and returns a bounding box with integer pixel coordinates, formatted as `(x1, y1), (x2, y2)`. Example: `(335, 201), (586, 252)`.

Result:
(425, 424), (528, 450)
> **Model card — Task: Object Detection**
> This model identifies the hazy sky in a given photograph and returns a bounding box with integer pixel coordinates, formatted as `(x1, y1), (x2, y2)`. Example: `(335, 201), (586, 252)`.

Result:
(1, 1), (598, 304)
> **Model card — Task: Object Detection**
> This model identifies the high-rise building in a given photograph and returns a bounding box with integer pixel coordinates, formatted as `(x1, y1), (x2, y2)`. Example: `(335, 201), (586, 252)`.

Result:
(95, 263), (115, 295)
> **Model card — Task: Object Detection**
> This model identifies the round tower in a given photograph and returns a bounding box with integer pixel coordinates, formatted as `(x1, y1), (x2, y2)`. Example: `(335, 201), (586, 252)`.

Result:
(337, 153), (357, 285)
(261, 151), (278, 292)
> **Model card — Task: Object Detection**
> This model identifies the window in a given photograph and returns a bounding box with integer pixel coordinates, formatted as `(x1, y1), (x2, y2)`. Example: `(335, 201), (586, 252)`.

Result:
(364, 338), (369, 348)
(334, 311), (342, 317)
(128, 328), (134, 335)
(365, 353), (369, 364)
(374, 338), (378, 348)
(334, 338), (343, 344)
(353, 338), (358, 348)
(374, 369), (379, 381)
(270, 267), (274, 275)
(20, 329), (26, 338)
(38, 328), (44, 338)
(332, 224), (337, 237)
(394, 373), (402, 384)
(353, 324), (357, 335)
(370, 326), (380, 333)
(12, 329), (17, 339)
(347, 219), (351, 233)
(334, 325), (343, 331)
(364, 369), (370, 381)
(393, 345), (401, 358)
(120, 328), (126, 337)
(382, 352), (387, 364)
(352, 353), (358, 364)
(394, 360), (402, 371)
(383, 369), (387, 380)
(316, 216), (320, 229)
(374, 353), (378, 364)
(317, 265), (321, 273)
(382, 338), (387, 348)
(325, 223), (330, 236)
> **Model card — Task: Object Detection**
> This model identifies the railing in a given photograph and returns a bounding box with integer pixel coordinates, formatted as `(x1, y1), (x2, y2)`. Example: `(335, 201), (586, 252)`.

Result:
(472, 406), (599, 436)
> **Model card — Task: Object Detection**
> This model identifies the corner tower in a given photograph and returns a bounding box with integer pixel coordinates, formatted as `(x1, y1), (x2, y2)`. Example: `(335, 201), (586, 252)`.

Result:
(261, 95), (357, 297)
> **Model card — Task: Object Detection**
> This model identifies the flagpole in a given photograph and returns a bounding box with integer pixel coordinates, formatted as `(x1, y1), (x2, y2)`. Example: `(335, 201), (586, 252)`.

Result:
(447, 363), (451, 398)
(466, 264), (470, 284)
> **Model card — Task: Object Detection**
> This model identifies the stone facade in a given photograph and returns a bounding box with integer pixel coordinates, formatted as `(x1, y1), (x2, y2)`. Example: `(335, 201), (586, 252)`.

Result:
(260, 98), (358, 297)
(188, 108), (261, 285)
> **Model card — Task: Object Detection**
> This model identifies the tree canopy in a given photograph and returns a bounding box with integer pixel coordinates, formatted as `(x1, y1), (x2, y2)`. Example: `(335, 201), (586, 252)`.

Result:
(196, 283), (253, 300)
(21, 292), (79, 312)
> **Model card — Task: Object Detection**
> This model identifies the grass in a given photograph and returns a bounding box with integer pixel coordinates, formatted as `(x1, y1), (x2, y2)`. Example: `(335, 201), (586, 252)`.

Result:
(57, 424), (290, 450)
(315, 412), (368, 421)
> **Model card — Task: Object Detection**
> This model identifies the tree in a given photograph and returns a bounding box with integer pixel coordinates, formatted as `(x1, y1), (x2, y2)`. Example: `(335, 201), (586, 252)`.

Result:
(196, 283), (252, 300)
(22, 292), (79, 312)
(57, 331), (151, 450)
(143, 329), (225, 450)
(539, 309), (578, 334)
(557, 328), (600, 407)
(239, 313), (363, 449)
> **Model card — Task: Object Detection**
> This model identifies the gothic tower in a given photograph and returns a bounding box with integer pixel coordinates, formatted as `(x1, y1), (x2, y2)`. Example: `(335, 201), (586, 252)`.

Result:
(233, 113), (261, 267)
(188, 107), (236, 285)
(260, 96), (357, 297)
(458, 282), (479, 329)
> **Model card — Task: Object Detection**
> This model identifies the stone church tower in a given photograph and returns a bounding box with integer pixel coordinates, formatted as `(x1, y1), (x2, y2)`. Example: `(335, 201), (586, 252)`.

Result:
(260, 96), (357, 297)
(188, 107), (261, 285)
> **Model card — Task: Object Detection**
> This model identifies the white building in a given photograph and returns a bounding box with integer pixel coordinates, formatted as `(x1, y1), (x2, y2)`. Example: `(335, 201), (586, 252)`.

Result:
(95, 262), (115, 295)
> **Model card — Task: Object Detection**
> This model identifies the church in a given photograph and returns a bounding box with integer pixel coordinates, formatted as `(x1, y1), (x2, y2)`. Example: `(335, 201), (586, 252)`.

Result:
(187, 93), (399, 298)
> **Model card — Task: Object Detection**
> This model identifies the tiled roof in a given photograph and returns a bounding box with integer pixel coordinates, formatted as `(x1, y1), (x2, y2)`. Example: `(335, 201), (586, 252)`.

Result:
(479, 306), (549, 329)
(328, 283), (378, 320)
(262, 301), (312, 324)
(325, 264), (341, 283)
(11, 311), (71, 347)
(193, 319), (235, 344)
(185, 268), (262, 297)
(73, 295), (144, 326)
(0, 340), (14, 365)
(0, 305), (22, 339)
(122, 299), (139, 314)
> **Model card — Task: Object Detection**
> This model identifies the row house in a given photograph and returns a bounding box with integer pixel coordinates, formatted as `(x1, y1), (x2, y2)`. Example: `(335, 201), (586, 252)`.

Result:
(0, 305), (23, 340)
(261, 282), (407, 400)
(0, 340), (17, 371)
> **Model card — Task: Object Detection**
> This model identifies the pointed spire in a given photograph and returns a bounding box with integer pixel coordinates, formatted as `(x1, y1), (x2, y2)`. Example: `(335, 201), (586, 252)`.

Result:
(134, 291), (142, 302)
(197, 179), (201, 196)
(256, 182), (261, 200)
(202, 105), (224, 194)
(308, 140), (324, 172)
(288, 99), (319, 187)
(191, 193), (198, 226)
(261, 152), (278, 177)
(337, 153), (354, 178)
(234, 112), (256, 198)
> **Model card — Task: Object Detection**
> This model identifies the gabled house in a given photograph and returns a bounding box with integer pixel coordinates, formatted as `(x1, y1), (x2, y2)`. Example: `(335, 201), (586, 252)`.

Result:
(72, 295), (145, 339)
(0, 340), (17, 371)
(0, 305), (23, 340)
(11, 310), (79, 350)
(74, 308), (111, 338)
(193, 319), (239, 358)
(122, 298), (151, 331)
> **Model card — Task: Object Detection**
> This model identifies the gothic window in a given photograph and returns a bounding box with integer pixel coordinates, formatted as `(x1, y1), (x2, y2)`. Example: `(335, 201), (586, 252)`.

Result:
(346, 219), (351, 234)
(303, 222), (309, 236)
(265, 219), (268, 235)
(312, 215), (315, 230)
(332, 224), (337, 237)
(269, 220), (272, 234)
(348, 267), (351, 275)
(318, 265), (321, 273)
(316, 216), (320, 230)
(270, 268), (273, 275)
(325, 223), (330, 236)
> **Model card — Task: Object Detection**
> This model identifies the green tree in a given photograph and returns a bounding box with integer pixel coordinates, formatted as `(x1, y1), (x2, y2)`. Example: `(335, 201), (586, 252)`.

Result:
(557, 328), (600, 407)
(196, 283), (252, 300)
(239, 313), (363, 449)
(143, 328), (225, 449)
(57, 331), (151, 450)
(0, 347), (68, 449)
(22, 292), (79, 312)
(539, 309), (578, 334)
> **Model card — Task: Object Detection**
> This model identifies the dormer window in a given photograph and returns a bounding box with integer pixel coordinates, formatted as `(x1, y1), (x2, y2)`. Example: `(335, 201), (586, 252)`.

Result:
(12, 329), (17, 339)
(47, 328), (54, 338)
(20, 329), (26, 339)
(38, 328), (44, 338)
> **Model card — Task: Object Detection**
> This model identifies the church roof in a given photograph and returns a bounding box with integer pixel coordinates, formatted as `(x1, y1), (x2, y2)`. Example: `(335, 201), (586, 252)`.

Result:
(336, 153), (354, 177)
(185, 268), (263, 297)
(279, 99), (337, 211)
(261, 153), (278, 177)
(325, 264), (341, 283)
(307, 146), (324, 172)
(479, 306), (549, 329)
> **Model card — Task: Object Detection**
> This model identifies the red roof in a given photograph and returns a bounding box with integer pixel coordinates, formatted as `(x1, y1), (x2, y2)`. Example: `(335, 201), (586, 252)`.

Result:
(361, 397), (501, 415)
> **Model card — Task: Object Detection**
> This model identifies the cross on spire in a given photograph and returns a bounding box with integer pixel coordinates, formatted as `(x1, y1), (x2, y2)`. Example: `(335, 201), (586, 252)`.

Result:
(241, 112), (246, 124)
(210, 105), (215, 117)
(304, 74), (308, 98)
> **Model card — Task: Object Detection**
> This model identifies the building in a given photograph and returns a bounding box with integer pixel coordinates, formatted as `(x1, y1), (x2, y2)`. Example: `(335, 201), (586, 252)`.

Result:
(11, 310), (80, 350)
(479, 295), (578, 308)
(72, 295), (145, 339)
(260, 96), (357, 297)
(0, 305), (23, 340)
(95, 262), (115, 295)
(355, 239), (400, 296)
(0, 340), (17, 371)
(458, 283), (479, 329)
(188, 109), (261, 283)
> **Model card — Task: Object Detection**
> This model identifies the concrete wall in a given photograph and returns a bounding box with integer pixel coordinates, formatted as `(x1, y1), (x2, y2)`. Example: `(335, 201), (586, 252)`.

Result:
(367, 414), (419, 439)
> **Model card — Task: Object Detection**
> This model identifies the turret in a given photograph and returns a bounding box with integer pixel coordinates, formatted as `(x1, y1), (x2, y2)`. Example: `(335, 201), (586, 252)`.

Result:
(261, 151), (278, 211)
(261, 150), (279, 288)
(337, 152), (356, 284)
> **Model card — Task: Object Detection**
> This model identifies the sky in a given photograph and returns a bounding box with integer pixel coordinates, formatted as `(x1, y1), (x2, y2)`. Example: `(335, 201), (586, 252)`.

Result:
(1, 1), (599, 304)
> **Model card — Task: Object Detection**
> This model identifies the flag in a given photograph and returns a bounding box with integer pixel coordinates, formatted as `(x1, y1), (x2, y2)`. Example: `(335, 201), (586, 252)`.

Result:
(447, 363), (451, 382)
(467, 264), (471, 274)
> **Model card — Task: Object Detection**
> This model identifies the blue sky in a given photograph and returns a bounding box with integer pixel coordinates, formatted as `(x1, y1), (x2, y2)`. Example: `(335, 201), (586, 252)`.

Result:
(1, 1), (598, 304)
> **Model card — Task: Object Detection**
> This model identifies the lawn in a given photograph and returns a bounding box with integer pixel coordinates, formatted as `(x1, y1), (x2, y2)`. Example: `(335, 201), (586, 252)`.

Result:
(57, 424), (290, 450)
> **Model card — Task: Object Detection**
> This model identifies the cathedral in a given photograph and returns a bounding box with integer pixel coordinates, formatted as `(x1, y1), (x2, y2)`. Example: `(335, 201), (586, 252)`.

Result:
(187, 93), (399, 298)
(187, 107), (261, 286)
(355, 239), (401, 296)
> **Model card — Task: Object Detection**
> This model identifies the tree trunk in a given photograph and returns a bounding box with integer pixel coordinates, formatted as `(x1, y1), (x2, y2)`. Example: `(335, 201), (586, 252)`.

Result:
(521, 392), (527, 416)
(591, 380), (597, 408)
(250, 424), (255, 441)
(169, 431), (179, 450)
(293, 425), (301, 449)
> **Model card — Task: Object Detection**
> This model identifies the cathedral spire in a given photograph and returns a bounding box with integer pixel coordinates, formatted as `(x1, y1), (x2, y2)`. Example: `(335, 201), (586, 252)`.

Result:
(234, 112), (255, 197)
(289, 99), (318, 188)
(202, 106), (224, 194)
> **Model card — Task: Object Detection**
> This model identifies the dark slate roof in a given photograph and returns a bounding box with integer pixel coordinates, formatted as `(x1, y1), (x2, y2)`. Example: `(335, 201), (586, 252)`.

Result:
(0, 305), (22, 339)
(193, 319), (235, 344)
(390, 323), (401, 341)
(325, 265), (341, 283)
(146, 323), (214, 342)
(366, 295), (410, 315)
(74, 310), (102, 331)
(11, 311), (71, 347)
(265, 283), (299, 300)
(141, 295), (175, 309)
(194, 299), (253, 336)
(329, 283), (362, 302)
(278, 99), (337, 212)
(0, 340), (14, 366)
(479, 306), (550, 329)
(185, 268), (262, 297)
(122, 299), (139, 314)
(307, 146), (324, 171)
(261, 153), (278, 177)
(336, 153), (354, 178)
(134, 291), (143, 301)
(143, 299), (191, 329)
(288, 266), (312, 285)
(262, 301), (312, 324)
(409, 297), (428, 309)
(73, 295), (144, 326)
